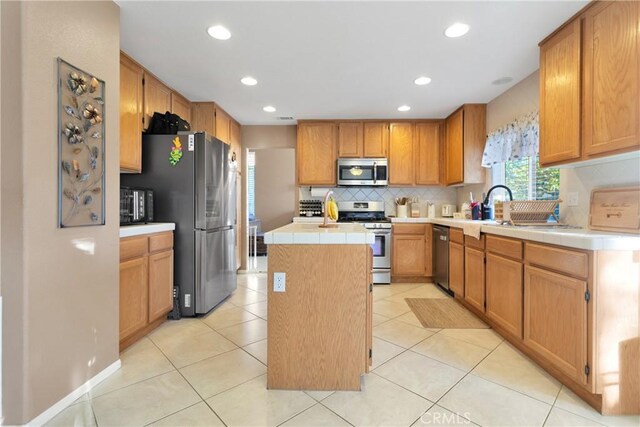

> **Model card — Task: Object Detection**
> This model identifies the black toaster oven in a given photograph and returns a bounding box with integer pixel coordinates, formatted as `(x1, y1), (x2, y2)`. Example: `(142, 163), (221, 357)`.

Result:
(120, 187), (154, 225)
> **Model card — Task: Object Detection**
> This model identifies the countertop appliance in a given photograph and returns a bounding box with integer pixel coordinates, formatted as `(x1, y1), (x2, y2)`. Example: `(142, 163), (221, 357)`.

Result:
(337, 201), (391, 284)
(120, 187), (154, 225)
(337, 158), (388, 187)
(299, 199), (323, 217)
(442, 204), (455, 217)
(433, 225), (450, 294)
(121, 132), (237, 316)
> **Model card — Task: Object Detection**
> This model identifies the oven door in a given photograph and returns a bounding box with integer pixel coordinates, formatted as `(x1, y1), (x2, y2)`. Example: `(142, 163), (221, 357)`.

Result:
(371, 230), (391, 269)
(337, 158), (388, 186)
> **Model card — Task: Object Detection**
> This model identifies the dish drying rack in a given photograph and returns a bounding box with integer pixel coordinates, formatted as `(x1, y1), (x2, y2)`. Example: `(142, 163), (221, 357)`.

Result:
(494, 200), (561, 225)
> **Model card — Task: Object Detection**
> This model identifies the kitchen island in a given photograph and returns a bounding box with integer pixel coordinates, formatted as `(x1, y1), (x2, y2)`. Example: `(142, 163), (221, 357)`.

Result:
(264, 223), (374, 391)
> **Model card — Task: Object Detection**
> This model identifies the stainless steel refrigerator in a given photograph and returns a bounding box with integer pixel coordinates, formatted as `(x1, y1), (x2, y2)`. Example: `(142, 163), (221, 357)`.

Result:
(121, 132), (237, 316)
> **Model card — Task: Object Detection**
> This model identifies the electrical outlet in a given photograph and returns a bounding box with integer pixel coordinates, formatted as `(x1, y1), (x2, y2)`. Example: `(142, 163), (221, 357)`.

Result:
(273, 272), (286, 292)
(567, 192), (579, 207)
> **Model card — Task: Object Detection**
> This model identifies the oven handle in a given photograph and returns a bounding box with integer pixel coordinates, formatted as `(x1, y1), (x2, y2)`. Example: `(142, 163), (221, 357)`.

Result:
(372, 230), (391, 235)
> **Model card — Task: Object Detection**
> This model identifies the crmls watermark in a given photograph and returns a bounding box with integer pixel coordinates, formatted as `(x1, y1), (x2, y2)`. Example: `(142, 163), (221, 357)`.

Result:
(418, 411), (472, 425)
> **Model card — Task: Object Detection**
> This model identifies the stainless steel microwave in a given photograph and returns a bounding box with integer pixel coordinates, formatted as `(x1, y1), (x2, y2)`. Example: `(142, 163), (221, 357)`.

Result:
(337, 158), (388, 186)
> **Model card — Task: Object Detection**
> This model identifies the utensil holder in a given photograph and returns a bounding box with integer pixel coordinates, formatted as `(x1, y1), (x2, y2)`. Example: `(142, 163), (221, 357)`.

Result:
(396, 205), (408, 218)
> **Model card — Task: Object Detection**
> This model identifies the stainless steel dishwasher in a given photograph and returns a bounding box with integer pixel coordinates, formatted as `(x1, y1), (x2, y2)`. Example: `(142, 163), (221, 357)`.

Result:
(433, 225), (451, 293)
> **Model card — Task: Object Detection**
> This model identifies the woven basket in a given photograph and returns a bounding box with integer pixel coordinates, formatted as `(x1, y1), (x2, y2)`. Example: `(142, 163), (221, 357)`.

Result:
(495, 200), (561, 225)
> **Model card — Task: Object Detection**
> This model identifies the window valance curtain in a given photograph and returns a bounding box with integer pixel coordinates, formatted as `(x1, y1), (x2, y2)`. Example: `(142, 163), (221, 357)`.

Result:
(481, 110), (539, 167)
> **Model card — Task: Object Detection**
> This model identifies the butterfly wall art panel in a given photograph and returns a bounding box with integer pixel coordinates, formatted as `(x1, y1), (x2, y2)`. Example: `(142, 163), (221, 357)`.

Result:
(57, 58), (106, 227)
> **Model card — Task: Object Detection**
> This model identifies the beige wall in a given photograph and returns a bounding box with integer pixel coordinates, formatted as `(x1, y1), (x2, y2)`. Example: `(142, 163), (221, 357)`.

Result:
(240, 125), (296, 268)
(455, 69), (639, 227)
(255, 149), (297, 232)
(1, 1), (120, 423)
(456, 71), (540, 207)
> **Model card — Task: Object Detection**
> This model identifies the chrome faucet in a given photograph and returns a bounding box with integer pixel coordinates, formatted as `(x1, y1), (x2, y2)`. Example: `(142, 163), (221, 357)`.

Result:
(482, 185), (513, 220)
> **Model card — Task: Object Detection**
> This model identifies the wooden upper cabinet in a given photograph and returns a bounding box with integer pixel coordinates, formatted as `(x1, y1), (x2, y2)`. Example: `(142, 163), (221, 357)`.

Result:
(119, 53), (144, 172)
(389, 123), (414, 185)
(190, 102), (216, 136)
(415, 122), (441, 185)
(171, 92), (191, 124)
(524, 265), (588, 386)
(363, 122), (389, 157)
(143, 72), (172, 131)
(445, 109), (464, 185)
(445, 104), (486, 186)
(582, 1), (640, 157)
(338, 122), (364, 157)
(297, 122), (337, 186)
(215, 106), (231, 144)
(540, 19), (582, 166)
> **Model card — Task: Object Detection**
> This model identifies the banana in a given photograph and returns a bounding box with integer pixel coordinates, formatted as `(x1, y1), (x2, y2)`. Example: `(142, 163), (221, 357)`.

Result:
(328, 199), (339, 221)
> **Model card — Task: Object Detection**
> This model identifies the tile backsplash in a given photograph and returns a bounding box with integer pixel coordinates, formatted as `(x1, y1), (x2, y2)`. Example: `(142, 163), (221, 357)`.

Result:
(298, 186), (458, 216)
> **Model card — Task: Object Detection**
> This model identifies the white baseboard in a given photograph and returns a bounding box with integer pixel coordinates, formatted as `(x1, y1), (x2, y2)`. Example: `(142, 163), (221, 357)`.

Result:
(25, 358), (121, 427)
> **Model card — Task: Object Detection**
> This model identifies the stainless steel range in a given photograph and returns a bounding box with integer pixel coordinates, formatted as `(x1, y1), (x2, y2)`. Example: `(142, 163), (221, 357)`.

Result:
(337, 201), (391, 284)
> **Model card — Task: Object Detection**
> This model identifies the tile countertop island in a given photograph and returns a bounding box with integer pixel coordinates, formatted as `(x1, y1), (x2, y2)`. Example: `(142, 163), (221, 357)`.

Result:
(390, 217), (640, 251)
(264, 222), (374, 391)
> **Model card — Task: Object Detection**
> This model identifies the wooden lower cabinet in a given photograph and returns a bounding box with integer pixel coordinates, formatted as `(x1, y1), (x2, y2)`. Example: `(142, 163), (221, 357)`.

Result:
(524, 265), (588, 386)
(148, 250), (174, 322)
(449, 241), (464, 296)
(392, 235), (426, 276)
(486, 253), (523, 338)
(464, 247), (485, 312)
(119, 257), (148, 341)
(119, 231), (174, 350)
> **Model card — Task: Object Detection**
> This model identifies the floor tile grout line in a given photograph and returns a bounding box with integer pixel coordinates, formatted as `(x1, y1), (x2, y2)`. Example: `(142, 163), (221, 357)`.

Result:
(541, 385), (564, 427)
(145, 335), (231, 427)
(142, 401), (210, 427)
(317, 401), (357, 427)
(369, 371), (438, 408)
(238, 344), (267, 367)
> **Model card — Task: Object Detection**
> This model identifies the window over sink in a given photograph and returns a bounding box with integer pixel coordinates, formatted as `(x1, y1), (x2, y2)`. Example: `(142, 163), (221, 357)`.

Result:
(491, 155), (560, 202)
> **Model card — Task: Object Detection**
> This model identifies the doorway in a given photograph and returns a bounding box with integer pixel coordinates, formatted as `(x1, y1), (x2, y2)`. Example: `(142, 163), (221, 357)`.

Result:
(246, 148), (296, 272)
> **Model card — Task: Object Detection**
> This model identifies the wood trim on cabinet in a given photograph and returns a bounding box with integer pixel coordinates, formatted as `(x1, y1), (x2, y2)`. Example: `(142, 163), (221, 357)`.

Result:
(464, 234), (485, 250)
(462, 104), (487, 185)
(363, 122), (389, 157)
(119, 52), (144, 172)
(449, 241), (465, 296)
(120, 236), (148, 261)
(486, 235), (523, 260)
(149, 232), (173, 253)
(450, 228), (464, 244)
(464, 246), (485, 313)
(525, 242), (589, 279)
(338, 122), (364, 158)
(148, 250), (174, 323)
(486, 253), (523, 338)
(392, 224), (426, 235)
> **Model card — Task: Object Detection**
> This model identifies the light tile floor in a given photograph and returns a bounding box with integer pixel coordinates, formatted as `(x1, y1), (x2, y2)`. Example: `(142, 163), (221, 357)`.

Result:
(48, 273), (640, 427)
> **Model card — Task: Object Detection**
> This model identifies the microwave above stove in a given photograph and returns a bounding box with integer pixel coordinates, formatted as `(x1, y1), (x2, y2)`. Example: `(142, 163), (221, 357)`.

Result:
(120, 187), (154, 225)
(337, 158), (388, 187)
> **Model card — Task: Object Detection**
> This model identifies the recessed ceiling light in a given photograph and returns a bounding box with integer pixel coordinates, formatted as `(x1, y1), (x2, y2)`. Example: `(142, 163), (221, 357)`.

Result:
(414, 76), (432, 86)
(444, 23), (470, 38)
(397, 105), (411, 112)
(241, 76), (258, 86)
(207, 25), (231, 40)
(263, 105), (276, 113)
(492, 77), (513, 85)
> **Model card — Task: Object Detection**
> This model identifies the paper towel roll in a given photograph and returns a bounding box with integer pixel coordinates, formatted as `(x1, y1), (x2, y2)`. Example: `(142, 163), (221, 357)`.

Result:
(310, 188), (331, 197)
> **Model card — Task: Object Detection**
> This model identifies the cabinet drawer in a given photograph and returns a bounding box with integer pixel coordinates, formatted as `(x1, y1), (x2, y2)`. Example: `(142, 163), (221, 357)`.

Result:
(120, 236), (148, 261)
(486, 235), (523, 260)
(149, 232), (173, 253)
(465, 234), (485, 250)
(525, 242), (589, 279)
(393, 224), (426, 235)
(450, 228), (464, 244)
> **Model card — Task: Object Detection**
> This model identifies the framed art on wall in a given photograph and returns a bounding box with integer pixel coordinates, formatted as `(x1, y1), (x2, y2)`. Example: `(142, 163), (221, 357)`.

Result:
(57, 58), (106, 227)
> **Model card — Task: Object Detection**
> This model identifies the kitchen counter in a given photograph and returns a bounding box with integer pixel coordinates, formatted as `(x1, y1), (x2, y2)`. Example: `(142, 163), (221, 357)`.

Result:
(264, 223), (374, 245)
(390, 217), (640, 250)
(119, 223), (176, 238)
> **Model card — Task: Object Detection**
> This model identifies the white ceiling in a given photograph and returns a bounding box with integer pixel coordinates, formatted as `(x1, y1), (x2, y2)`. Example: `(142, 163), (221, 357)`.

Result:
(118, 1), (587, 125)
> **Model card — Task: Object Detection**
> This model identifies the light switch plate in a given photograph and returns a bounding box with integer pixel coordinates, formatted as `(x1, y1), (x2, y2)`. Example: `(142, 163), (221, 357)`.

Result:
(273, 272), (286, 292)
(567, 192), (579, 207)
